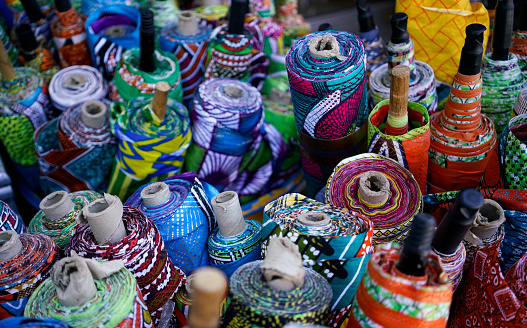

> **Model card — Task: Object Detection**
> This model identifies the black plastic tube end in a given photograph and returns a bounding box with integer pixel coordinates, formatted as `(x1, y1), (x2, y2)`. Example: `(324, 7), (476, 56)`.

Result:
(20, 0), (43, 23)
(15, 24), (38, 52)
(356, 0), (375, 33)
(139, 9), (155, 73)
(519, 0), (527, 31)
(54, 0), (71, 13)
(318, 23), (332, 31)
(458, 23), (486, 76)
(390, 12), (410, 44)
(492, 0), (514, 60)
(228, 0), (247, 35)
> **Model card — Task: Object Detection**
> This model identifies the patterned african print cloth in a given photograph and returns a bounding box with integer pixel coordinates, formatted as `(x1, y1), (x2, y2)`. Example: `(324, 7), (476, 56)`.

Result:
(0, 25), (19, 66)
(511, 30), (527, 74)
(193, 4), (228, 30)
(24, 266), (153, 328)
(34, 99), (117, 195)
(86, 5), (141, 80)
(18, 46), (59, 84)
(145, 0), (180, 34)
(51, 7), (92, 67)
(222, 261), (333, 328)
(0, 233), (58, 319)
(431, 244), (466, 292)
(0, 317), (72, 328)
(82, 0), (137, 16)
(107, 96), (192, 201)
(326, 153), (422, 245)
(428, 71), (497, 193)
(286, 31), (369, 197)
(28, 190), (102, 250)
(513, 87), (527, 117)
(0, 67), (50, 167)
(448, 238), (527, 327)
(367, 99), (430, 192)
(360, 27), (386, 79)
(184, 78), (287, 204)
(481, 53), (527, 134)
(0, 200), (26, 234)
(275, 0), (310, 49)
(159, 20), (211, 106)
(67, 206), (185, 326)
(348, 243), (453, 328)
(262, 193), (374, 311)
(112, 47), (183, 103)
(125, 172), (218, 275)
(369, 39), (438, 114)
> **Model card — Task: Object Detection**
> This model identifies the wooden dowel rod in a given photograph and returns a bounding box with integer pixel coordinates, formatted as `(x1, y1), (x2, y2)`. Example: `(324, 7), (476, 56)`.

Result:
(187, 267), (227, 328)
(389, 65), (410, 118)
(0, 39), (16, 82)
(152, 81), (170, 121)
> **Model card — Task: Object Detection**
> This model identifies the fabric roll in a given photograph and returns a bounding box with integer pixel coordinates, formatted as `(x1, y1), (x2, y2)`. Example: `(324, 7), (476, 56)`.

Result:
(0, 317), (72, 328)
(28, 190), (102, 250)
(0, 233), (58, 319)
(431, 244), (466, 291)
(193, 4), (228, 30)
(511, 30), (527, 74)
(34, 99), (117, 194)
(13, 4), (54, 46)
(0, 67), (50, 167)
(82, 0), (136, 17)
(86, 5), (141, 80)
(48, 65), (108, 112)
(125, 172), (218, 275)
(348, 243), (453, 328)
(428, 71), (497, 193)
(447, 238), (527, 327)
(367, 99), (430, 193)
(513, 87), (527, 117)
(208, 219), (261, 278)
(25, 265), (152, 328)
(0, 200), (26, 234)
(222, 261), (332, 328)
(159, 22), (210, 105)
(107, 96), (191, 200)
(243, 17), (271, 90)
(67, 206), (185, 325)
(369, 39), (438, 114)
(51, 7), (91, 67)
(262, 193), (374, 311)
(275, 0), (310, 49)
(184, 78), (287, 204)
(326, 153), (422, 245)
(0, 25), (19, 66)
(112, 48), (183, 103)
(19, 46), (59, 84)
(286, 31), (368, 197)
(360, 27), (386, 78)
(148, 0), (180, 34)
(481, 53), (527, 134)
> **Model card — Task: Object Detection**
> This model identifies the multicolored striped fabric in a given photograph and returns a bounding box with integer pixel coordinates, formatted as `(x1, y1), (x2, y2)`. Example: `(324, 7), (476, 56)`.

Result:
(0, 200), (26, 234)
(51, 7), (92, 67)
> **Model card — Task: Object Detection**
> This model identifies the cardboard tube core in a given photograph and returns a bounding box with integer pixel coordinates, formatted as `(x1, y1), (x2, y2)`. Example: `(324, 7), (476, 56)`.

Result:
(358, 171), (390, 207)
(178, 11), (198, 35)
(40, 191), (75, 221)
(212, 191), (246, 237)
(81, 100), (107, 129)
(141, 182), (171, 207)
(79, 194), (127, 245)
(0, 231), (22, 262)
(261, 237), (305, 292)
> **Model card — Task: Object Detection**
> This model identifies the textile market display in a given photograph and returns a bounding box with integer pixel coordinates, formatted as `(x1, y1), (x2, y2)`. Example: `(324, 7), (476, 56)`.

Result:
(107, 95), (192, 200)
(125, 172), (218, 275)
(184, 78), (287, 203)
(159, 13), (211, 105)
(68, 205), (185, 325)
(367, 99), (430, 193)
(326, 153), (422, 245)
(0, 200), (26, 234)
(13, 0), (54, 47)
(0, 317), (72, 328)
(24, 256), (153, 328)
(356, 0), (386, 78)
(0, 233), (59, 319)
(275, 0), (310, 49)
(86, 5), (141, 80)
(48, 65), (108, 112)
(286, 31), (368, 197)
(395, 0), (489, 85)
(16, 24), (59, 83)
(34, 99), (117, 194)
(369, 13), (438, 114)
(348, 242), (453, 328)
(262, 193), (374, 311)
(51, 0), (92, 67)
(112, 47), (183, 103)
(428, 24), (497, 193)
(222, 260), (332, 327)
(481, 53), (527, 134)
(28, 190), (102, 250)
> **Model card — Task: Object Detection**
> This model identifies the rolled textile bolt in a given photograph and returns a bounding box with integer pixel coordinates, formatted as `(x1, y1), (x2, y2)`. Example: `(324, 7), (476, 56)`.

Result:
(0, 38), (16, 81)
(390, 12), (410, 44)
(78, 193), (127, 245)
(228, 0), (247, 35)
(21, 0), (44, 23)
(203, 0), (220, 5)
(432, 189), (484, 255)
(141, 182), (171, 207)
(212, 191), (246, 237)
(356, 0), (375, 33)
(52, 250), (124, 307)
(40, 191), (76, 221)
(0, 231), (23, 262)
(81, 100), (107, 129)
(152, 81), (170, 121)
(178, 11), (198, 35)
(492, 0), (514, 60)
(269, 88), (292, 106)
(308, 34), (347, 61)
(187, 267), (227, 328)
(396, 213), (437, 276)
(318, 23), (332, 31)
(387, 65), (410, 136)
(297, 212), (331, 227)
(357, 171), (390, 207)
(261, 237), (305, 292)
(464, 199), (505, 244)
